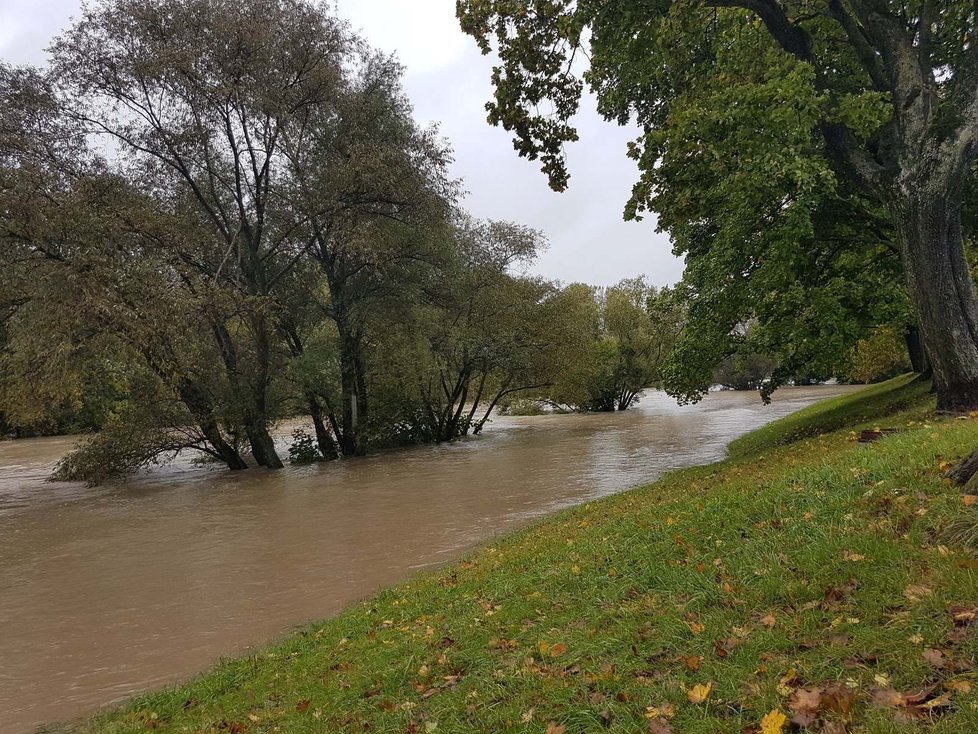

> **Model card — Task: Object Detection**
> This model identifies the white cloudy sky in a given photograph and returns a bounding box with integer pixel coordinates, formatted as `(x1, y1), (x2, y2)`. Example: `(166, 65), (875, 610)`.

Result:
(0, 0), (683, 287)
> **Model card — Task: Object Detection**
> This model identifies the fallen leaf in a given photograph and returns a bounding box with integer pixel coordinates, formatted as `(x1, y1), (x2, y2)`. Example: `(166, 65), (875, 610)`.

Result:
(687, 682), (713, 704)
(776, 668), (799, 696)
(922, 648), (947, 669)
(685, 655), (702, 671)
(788, 687), (822, 714)
(949, 604), (978, 625)
(918, 693), (952, 710)
(545, 724), (566, 734)
(870, 688), (905, 708)
(760, 709), (787, 734)
(295, 699), (310, 713)
(821, 682), (856, 715)
(549, 643), (567, 658)
(760, 614), (777, 629)
(647, 718), (673, 734)
(843, 550), (865, 562)
(964, 495), (977, 506)
(946, 679), (972, 694)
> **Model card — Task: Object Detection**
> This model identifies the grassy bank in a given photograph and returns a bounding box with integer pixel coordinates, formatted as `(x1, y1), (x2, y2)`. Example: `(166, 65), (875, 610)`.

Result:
(726, 374), (931, 458)
(72, 379), (978, 733)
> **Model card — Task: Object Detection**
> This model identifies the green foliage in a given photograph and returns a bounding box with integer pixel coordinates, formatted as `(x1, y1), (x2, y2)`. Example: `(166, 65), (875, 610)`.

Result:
(841, 326), (912, 385)
(50, 378), (204, 486)
(287, 429), (324, 465)
(545, 278), (683, 411)
(457, 0), (976, 407)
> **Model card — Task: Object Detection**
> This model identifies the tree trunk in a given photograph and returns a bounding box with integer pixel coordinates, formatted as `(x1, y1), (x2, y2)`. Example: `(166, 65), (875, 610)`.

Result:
(894, 182), (978, 413)
(200, 418), (249, 471)
(903, 323), (930, 376)
(210, 318), (284, 468)
(308, 393), (339, 460)
(177, 380), (248, 471)
(337, 321), (367, 456)
(245, 415), (283, 469)
(248, 314), (284, 468)
(948, 448), (978, 487)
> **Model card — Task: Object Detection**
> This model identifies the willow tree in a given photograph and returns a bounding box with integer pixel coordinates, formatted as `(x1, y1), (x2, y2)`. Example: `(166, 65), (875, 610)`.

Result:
(50, 0), (355, 468)
(459, 0), (978, 413)
(280, 51), (456, 456)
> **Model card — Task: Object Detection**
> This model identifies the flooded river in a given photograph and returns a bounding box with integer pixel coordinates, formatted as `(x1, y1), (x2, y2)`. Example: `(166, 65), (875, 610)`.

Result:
(0, 386), (856, 731)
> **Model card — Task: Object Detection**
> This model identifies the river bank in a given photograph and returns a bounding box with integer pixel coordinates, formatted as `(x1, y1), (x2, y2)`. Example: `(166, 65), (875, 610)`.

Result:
(1, 387), (854, 732)
(56, 375), (978, 732)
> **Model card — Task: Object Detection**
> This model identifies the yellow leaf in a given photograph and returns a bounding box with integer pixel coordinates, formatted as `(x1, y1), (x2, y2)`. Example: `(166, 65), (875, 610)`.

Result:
(687, 682), (713, 704)
(760, 709), (787, 734)
(947, 679), (972, 694)
(549, 643), (567, 657)
(964, 495), (977, 507)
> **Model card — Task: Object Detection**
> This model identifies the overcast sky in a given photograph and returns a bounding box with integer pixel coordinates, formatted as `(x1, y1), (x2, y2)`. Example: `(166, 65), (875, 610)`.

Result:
(0, 0), (683, 287)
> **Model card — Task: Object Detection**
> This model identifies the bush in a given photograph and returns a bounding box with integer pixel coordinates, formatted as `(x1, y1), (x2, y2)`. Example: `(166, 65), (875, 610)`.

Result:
(841, 326), (911, 384)
(287, 428), (325, 464)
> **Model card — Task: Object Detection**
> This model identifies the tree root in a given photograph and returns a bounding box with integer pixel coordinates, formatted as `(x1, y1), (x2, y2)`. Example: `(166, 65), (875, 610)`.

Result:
(947, 448), (978, 488)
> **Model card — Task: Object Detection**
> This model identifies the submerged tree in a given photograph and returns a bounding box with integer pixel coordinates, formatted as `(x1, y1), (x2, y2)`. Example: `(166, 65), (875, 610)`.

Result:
(458, 0), (978, 413)
(49, 0), (359, 468)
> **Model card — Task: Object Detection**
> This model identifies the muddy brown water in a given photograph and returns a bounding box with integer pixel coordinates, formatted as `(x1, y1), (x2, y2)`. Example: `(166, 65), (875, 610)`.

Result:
(0, 386), (857, 731)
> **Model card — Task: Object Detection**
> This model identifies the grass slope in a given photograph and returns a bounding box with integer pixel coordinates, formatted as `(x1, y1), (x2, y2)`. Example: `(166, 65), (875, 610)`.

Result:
(71, 381), (978, 734)
(726, 374), (932, 459)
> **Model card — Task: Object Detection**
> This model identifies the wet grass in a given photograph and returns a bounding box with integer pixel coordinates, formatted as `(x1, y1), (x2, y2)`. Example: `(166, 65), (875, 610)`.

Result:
(726, 374), (932, 459)
(70, 380), (978, 734)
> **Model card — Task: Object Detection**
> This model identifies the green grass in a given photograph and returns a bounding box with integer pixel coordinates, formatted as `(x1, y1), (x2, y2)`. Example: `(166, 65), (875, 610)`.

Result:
(67, 381), (978, 734)
(726, 373), (933, 458)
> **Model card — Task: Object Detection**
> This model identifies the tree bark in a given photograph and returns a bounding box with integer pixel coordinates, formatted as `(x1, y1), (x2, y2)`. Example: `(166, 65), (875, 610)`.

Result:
(307, 393), (339, 460)
(893, 180), (978, 413)
(244, 416), (282, 469)
(337, 320), (367, 456)
(903, 323), (929, 376)
(176, 380), (248, 471)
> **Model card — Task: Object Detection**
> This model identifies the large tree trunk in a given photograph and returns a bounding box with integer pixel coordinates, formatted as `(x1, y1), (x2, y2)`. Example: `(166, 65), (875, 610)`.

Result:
(245, 415), (283, 469)
(247, 315), (284, 469)
(894, 175), (978, 413)
(211, 318), (284, 468)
